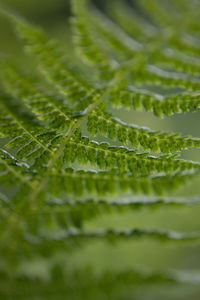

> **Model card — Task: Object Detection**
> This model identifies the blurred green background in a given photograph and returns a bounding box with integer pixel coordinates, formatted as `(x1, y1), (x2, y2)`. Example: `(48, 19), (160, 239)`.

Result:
(1, 1), (200, 299)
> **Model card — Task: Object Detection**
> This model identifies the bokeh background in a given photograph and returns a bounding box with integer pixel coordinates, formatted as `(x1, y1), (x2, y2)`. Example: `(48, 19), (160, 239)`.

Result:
(1, 0), (200, 299)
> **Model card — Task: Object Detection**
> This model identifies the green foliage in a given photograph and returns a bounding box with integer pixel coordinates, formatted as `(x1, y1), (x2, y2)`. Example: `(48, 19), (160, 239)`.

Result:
(0, 0), (200, 298)
(1, 267), (199, 300)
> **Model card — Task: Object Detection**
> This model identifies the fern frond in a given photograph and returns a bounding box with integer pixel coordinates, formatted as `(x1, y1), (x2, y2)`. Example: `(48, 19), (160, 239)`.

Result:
(48, 168), (197, 198)
(25, 229), (200, 248)
(87, 108), (200, 153)
(1, 268), (199, 300)
(71, 0), (116, 80)
(136, 0), (176, 30)
(72, 0), (141, 65)
(0, 7), (95, 105)
(107, 0), (157, 42)
(0, 93), (55, 160)
(134, 65), (200, 91)
(151, 49), (200, 77)
(13, 196), (200, 240)
(0, 0), (200, 294)
(109, 1), (200, 78)
(64, 133), (200, 175)
(0, 63), (73, 130)
(71, 0), (200, 118)
(110, 88), (200, 117)
(32, 197), (200, 231)
(0, 149), (32, 187)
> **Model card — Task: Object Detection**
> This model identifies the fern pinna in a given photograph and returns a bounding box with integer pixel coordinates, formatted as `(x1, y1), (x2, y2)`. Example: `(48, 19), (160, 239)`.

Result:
(0, 0), (200, 299)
